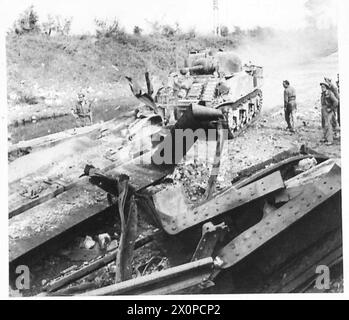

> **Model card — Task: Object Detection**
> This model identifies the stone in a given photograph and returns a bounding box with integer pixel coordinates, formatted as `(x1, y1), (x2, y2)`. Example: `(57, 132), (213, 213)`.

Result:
(81, 236), (96, 250)
(107, 239), (119, 252)
(97, 233), (112, 250)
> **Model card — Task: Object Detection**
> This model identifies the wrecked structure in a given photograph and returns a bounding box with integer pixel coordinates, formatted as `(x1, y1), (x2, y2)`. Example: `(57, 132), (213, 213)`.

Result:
(8, 50), (342, 296)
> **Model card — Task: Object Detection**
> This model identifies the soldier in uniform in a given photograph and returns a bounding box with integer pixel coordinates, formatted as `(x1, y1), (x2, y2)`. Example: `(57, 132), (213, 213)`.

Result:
(283, 80), (297, 133)
(71, 92), (93, 127)
(320, 82), (338, 145)
(324, 77), (340, 128)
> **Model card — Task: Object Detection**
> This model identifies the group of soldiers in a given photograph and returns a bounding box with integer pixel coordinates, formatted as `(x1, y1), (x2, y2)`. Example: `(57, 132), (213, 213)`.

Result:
(283, 76), (340, 146)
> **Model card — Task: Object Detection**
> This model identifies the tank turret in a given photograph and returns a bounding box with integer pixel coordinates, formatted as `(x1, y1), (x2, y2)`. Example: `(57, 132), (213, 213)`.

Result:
(154, 49), (263, 138)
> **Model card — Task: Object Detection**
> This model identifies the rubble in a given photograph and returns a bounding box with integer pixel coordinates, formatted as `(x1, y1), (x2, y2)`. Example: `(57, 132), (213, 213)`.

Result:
(97, 233), (112, 250)
(295, 157), (317, 173)
(81, 236), (96, 250)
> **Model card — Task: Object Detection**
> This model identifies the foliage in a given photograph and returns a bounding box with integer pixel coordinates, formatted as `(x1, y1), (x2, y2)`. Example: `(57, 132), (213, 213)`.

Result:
(94, 18), (126, 39)
(13, 5), (40, 35)
(220, 25), (229, 37)
(41, 15), (73, 36)
(133, 26), (143, 35)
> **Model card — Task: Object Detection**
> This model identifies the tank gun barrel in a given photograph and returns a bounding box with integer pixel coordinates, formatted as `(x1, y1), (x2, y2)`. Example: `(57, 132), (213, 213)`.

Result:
(180, 64), (216, 75)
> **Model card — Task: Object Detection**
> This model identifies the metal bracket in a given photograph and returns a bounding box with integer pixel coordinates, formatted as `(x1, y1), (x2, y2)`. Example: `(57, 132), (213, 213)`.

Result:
(191, 222), (228, 262)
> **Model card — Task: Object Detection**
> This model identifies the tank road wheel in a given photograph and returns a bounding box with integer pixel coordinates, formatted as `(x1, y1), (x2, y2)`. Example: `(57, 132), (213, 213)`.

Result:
(218, 90), (263, 139)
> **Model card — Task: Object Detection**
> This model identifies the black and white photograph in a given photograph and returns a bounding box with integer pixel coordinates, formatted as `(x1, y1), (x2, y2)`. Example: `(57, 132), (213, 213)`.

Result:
(2, 0), (348, 299)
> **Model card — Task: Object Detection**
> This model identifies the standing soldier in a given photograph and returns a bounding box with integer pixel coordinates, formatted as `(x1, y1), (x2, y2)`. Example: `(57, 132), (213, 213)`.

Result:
(282, 80), (297, 133)
(324, 77), (340, 128)
(71, 91), (93, 127)
(320, 82), (338, 145)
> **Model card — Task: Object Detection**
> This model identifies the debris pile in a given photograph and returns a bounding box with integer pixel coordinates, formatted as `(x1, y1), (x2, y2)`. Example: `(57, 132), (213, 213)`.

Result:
(170, 159), (230, 202)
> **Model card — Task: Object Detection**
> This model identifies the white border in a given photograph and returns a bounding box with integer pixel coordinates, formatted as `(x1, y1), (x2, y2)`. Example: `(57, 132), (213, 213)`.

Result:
(1, 0), (348, 300)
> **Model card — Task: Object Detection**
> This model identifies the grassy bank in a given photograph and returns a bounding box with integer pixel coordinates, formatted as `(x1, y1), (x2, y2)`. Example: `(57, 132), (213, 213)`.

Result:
(6, 32), (240, 113)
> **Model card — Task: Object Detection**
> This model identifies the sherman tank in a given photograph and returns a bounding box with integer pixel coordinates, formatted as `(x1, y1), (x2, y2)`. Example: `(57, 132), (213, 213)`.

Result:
(154, 49), (263, 138)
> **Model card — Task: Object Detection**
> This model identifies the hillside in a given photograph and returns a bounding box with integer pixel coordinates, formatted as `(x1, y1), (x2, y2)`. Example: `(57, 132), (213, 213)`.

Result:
(6, 33), (240, 126)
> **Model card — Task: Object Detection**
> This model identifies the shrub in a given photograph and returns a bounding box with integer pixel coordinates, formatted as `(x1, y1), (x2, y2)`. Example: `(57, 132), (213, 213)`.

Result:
(133, 26), (143, 35)
(94, 18), (126, 40)
(220, 25), (229, 37)
(41, 15), (72, 36)
(13, 5), (40, 35)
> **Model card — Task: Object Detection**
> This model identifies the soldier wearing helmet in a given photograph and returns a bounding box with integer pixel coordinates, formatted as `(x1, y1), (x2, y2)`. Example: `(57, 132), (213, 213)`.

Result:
(324, 77), (340, 127)
(320, 82), (338, 145)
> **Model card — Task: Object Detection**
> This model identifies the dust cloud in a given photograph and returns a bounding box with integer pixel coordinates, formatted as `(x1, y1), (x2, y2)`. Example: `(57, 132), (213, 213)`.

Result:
(235, 28), (338, 111)
(234, 0), (339, 111)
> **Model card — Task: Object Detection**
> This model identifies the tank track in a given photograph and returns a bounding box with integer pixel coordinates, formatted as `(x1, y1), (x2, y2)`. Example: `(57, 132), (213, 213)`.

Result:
(217, 89), (263, 139)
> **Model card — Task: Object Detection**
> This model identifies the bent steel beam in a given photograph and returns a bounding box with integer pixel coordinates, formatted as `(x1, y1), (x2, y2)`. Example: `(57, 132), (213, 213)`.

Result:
(153, 170), (285, 234)
(216, 165), (341, 270)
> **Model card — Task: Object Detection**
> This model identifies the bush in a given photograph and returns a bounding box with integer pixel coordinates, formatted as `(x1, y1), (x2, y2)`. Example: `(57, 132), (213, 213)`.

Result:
(41, 15), (72, 36)
(94, 18), (126, 40)
(133, 26), (143, 35)
(220, 25), (229, 37)
(13, 5), (40, 35)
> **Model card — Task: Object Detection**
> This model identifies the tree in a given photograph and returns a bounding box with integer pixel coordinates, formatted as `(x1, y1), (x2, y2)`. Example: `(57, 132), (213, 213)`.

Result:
(133, 25), (143, 35)
(220, 25), (229, 37)
(13, 5), (40, 35)
(94, 18), (125, 39)
(41, 15), (72, 36)
(161, 22), (180, 38)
